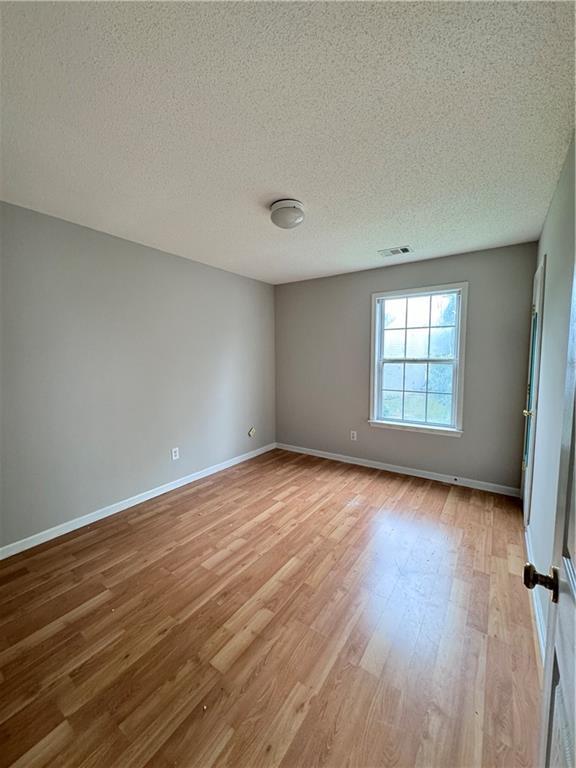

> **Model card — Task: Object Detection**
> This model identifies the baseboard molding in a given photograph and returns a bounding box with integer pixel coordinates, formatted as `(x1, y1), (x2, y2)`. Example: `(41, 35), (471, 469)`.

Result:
(524, 527), (547, 662)
(276, 443), (521, 498)
(0, 443), (277, 560)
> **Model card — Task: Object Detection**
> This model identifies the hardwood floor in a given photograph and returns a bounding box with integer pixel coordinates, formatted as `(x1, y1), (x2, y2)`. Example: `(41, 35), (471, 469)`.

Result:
(0, 449), (540, 768)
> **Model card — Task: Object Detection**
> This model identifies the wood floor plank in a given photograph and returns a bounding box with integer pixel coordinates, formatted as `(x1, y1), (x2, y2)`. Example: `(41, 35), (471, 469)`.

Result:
(0, 450), (540, 767)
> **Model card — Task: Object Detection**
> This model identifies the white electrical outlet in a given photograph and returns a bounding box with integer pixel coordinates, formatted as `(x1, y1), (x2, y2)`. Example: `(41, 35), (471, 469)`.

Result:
(248, 426), (256, 438)
(171, 447), (180, 461)
(350, 430), (357, 441)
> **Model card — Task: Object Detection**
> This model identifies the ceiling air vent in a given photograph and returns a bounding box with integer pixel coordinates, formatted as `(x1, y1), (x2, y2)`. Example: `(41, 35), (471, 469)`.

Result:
(378, 245), (413, 258)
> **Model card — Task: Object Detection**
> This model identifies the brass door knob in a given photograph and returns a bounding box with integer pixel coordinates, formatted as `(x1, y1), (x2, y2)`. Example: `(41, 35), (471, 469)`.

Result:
(523, 562), (559, 603)
(523, 409), (533, 417)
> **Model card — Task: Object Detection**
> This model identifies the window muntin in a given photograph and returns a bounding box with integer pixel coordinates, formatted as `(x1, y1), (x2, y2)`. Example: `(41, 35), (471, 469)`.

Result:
(371, 285), (466, 431)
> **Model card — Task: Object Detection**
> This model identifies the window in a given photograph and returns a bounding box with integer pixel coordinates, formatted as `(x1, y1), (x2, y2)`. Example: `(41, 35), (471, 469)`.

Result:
(370, 283), (467, 435)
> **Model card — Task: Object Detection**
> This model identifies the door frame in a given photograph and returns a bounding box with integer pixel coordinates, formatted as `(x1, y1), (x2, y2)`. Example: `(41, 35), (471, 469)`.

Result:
(522, 257), (546, 526)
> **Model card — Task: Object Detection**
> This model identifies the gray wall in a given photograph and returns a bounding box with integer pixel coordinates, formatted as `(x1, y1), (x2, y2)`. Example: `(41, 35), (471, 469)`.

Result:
(527, 138), (575, 639)
(0, 203), (275, 546)
(275, 244), (537, 489)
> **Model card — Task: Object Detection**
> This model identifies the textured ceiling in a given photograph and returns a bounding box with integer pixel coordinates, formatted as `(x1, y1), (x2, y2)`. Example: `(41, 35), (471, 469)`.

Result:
(1, 2), (574, 284)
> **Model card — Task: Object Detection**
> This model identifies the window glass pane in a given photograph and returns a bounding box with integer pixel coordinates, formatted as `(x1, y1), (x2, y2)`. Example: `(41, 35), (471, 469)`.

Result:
(381, 391), (403, 420)
(404, 392), (426, 422)
(382, 363), (404, 390)
(383, 329), (405, 358)
(406, 328), (429, 358)
(431, 293), (457, 327)
(383, 298), (406, 329)
(405, 363), (427, 392)
(427, 394), (452, 425)
(428, 363), (453, 393)
(429, 327), (455, 359)
(407, 295), (430, 328)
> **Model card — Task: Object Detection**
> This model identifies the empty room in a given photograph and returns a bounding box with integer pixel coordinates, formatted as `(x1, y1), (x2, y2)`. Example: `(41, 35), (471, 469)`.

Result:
(0, 2), (574, 767)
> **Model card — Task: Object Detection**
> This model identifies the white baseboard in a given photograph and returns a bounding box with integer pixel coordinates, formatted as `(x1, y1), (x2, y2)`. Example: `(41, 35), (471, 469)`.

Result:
(276, 443), (521, 498)
(524, 527), (546, 661)
(0, 443), (277, 560)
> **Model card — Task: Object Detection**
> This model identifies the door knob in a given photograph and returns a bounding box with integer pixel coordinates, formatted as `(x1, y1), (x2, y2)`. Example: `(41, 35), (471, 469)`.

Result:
(523, 562), (559, 603)
(523, 409), (533, 417)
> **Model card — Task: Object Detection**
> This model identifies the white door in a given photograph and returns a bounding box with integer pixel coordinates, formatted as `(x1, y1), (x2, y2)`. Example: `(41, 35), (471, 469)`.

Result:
(522, 258), (545, 526)
(525, 262), (575, 767)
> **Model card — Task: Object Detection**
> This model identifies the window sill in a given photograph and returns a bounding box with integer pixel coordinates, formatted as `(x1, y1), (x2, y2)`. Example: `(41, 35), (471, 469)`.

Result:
(368, 419), (463, 437)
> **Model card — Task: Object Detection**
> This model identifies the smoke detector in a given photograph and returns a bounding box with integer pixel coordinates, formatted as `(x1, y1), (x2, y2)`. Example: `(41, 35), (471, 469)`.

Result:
(270, 199), (305, 229)
(378, 245), (413, 258)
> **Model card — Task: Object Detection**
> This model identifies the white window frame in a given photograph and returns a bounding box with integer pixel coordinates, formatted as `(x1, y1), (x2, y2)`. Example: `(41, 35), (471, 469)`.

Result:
(369, 282), (468, 436)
